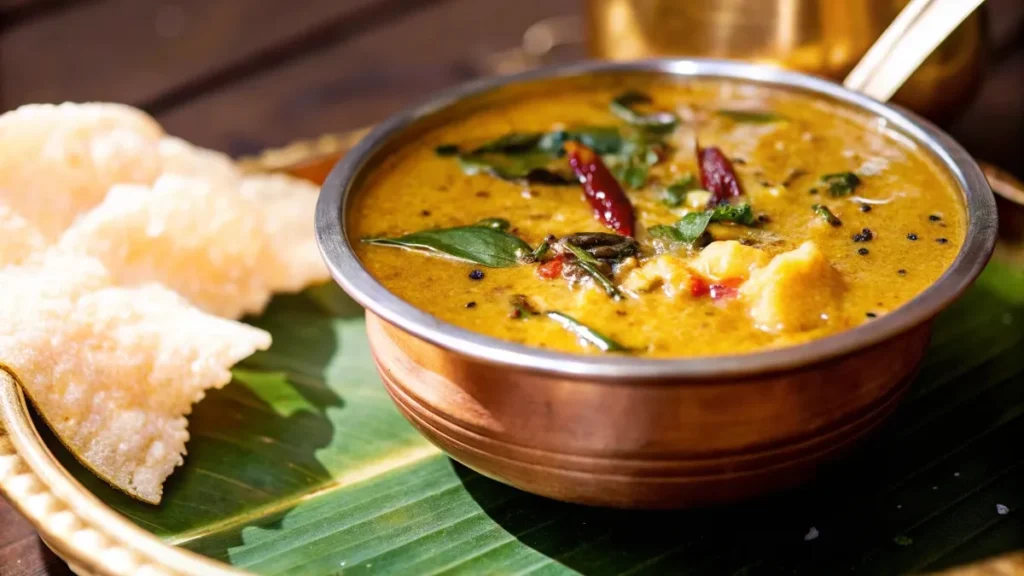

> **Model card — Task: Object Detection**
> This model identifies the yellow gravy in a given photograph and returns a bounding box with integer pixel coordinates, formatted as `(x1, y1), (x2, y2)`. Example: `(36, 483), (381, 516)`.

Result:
(350, 80), (965, 357)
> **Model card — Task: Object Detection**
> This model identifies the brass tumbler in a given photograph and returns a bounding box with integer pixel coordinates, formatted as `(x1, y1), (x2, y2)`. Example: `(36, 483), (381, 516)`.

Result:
(583, 0), (987, 123)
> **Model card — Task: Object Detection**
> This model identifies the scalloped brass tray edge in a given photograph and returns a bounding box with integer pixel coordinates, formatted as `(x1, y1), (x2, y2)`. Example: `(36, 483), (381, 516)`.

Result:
(0, 367), (247, 576)
(0, 129), (1021, 576)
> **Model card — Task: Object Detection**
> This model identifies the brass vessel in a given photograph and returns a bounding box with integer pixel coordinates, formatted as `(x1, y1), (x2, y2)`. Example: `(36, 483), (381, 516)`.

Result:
(584, 0), (986, 123)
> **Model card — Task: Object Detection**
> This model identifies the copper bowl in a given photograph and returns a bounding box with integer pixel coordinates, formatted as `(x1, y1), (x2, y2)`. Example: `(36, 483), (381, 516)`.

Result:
(315, 59), (998, 509)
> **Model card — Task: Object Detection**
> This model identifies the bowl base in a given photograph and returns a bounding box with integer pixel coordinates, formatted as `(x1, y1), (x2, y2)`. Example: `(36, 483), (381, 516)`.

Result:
(367, 314), (926, 509)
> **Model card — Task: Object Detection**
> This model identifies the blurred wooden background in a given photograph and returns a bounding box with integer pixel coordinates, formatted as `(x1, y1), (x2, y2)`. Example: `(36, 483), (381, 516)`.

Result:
(0, 0), (1022, 574)
(1, 0), (1022, 177)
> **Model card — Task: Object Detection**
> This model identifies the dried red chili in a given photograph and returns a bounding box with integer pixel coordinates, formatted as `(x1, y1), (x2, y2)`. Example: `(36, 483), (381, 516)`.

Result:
(565, 142), (635, 237)
(536, 256), (565, 279)
(698, 146), (742, 205)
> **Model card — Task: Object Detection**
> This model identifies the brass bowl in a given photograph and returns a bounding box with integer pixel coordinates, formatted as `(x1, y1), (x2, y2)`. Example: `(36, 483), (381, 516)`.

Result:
(315, 59), (998, 509)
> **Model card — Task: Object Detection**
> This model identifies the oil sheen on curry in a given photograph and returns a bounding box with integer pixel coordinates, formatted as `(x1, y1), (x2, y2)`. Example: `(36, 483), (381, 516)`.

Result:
(350, 80), (965, 357)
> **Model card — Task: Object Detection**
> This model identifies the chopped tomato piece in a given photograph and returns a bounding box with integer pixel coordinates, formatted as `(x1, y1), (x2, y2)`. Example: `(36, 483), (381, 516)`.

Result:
(537, 256), (564, 279)
(710, 285), (738, 300)
(709, 277), (743, 301)
(689, 276), (710, 297)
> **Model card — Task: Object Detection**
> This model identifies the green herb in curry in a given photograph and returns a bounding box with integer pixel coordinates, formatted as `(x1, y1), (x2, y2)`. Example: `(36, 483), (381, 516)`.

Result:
(613, 154), (650, 189)
(709, 203), (755, 226)
(447, 126), (634, 186)
(539, 126), (625, 156)
(648, 212), (713, 244)
(362, 220), (532, 267)
(508, 295), (629, 352)
(562, 242), (622, 300)
(821, 172), (862, 197)
(530, 241), (550, 261)
(649, 203), (756, 244)
(457, 151), (574, 185)
(660, 174), (700, 207)
(546, 311), (629, 352)
(610, 90), (679, 134)
(812, 204), (843, 227)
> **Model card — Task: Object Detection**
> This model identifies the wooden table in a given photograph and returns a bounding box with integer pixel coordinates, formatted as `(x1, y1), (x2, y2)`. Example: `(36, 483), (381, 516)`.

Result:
(1, 1), (1022, 574)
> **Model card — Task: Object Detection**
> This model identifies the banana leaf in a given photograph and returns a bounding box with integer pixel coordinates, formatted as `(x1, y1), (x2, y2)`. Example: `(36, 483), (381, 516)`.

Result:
(37, 255), (1024, 575)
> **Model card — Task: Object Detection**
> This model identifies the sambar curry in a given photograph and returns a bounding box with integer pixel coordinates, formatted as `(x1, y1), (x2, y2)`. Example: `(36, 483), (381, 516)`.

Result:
(350, 80), (965, 357)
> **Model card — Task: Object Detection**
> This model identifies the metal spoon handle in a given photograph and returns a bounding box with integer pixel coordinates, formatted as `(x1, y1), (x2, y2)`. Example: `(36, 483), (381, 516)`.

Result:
(843, 0), (986, 102)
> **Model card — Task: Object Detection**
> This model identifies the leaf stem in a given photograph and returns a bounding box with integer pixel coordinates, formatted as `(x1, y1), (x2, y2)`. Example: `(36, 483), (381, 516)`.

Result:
(546, 312), (629, 352)
(562, 243), (622, 299)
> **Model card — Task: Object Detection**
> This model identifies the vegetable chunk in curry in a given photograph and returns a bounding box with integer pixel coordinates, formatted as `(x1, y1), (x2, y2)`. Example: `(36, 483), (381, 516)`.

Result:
(350, 79), (965, 357)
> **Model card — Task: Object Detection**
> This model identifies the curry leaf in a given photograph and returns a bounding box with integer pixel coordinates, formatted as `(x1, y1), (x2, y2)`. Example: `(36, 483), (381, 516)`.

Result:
(610, 130), (666, 190)
(709, 203), (755, 226)
(674, 211), (714, 242)
(573, 126), (625, 155)
(539, 126), (624, 155)
(610, 90), (679, 133)
(520, 168), (577, 185)
(647, 224), (685, 242)
(822, 172), (862, 197)
(362, 225), (531, 267)
(451, 128), (626, 185)
(651, 203), (754, 245)
(471, 132), (545, 154)
(716, 109), (786, 123)
(458, 153), (574, 185)
(647, 212), (713, 245)
(545, 311), (629, 352)
(613, 155), (649, 189)
(661, 174), (699, 207)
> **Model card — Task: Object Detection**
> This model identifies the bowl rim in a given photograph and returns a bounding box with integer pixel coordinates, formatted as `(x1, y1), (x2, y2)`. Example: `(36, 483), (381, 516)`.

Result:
(315, 57), (998, 381)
